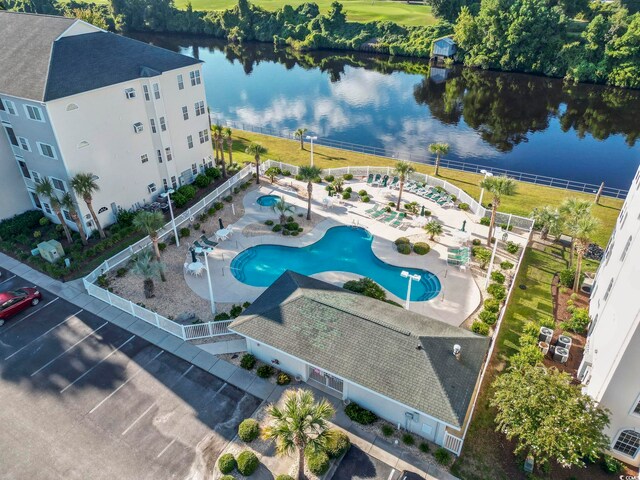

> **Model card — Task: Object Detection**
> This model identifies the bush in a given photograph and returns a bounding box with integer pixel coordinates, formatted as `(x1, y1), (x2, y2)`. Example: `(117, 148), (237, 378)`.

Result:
(193, 223), (201, 230)
(276, 372), (291, 385)
(602, 454), (623, 473)
(484, 298), (501, 313)
(305, 448), (330, 476)
(505, 241), (519, 254)
(265, 220), (274, 226)
(434, 448), (451, 466)
(345, 187), (352, 193)
(561, 308), (591, 333)
(345, 403), (377, 425)
(324, 175), (335, 182)
(236, 451), (259, 476)
(473, 247), (492, 268)
(276, 476), (294, 480)
(238, 419), (260, 442)
(295, 174), (303, 181)
(224, 195), (233, 203)
(116, 267), (127, 278)
(283, 230), (290, 236)
(281, 170), (292, 176)
(342, 192), (351, 200)
(0, 210), (44, 240)
(402, 433), (415, 445)
(395, 237), (410, 245)
(358, 189), (368, 197)
(559, 268), (578, 288)
(195, 174), (211, 189)
(179, 227), (190, 238)
(397, 243), (411, 255)
(510, 344), (544, 367)
(214, 202), (224, 211)
(487, 283), (507, 300)
(471, 321), (490, 336)
(215, 312), (231, 321)
(478, 309), (498, 325)
(240, 353), (256, 370)
(218, 453), (236, 474)
(472, 239), (481, 246)
(221, 475), (235, 480)
(419, 442), (430, 453)
(491, 271), (505, 284)
(343, 277), (386, 301)
(285, 222), (299, 231)
(256, 365), (274, 378)
(458, 202), (469, 211)
(205, 167), (221, 179)
(381, 424), (394, 437)
(480, 217), (491, 226)
(361, 196), (370, 203)
(413, 242), (430, 255)
(500, 260), (514, 270)
(177, 184), (197, 200)
(230, 304), (243, 318)
(325, 430), (350, 458)
(272, 224), (282, 232)
(158, 242), (167, 251)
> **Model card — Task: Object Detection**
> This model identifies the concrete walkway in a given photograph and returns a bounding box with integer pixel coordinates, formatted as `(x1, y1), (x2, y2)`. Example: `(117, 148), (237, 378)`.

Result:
(0, 252), (458, 480)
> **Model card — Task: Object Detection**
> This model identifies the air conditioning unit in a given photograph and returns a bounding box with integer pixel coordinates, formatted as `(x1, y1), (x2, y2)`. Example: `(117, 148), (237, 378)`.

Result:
(538, 326), (553, 344)
(133, 122), (144, 133)
(125, 88), (136, 99)
(557, 335), (572, 349)
(553, 346), (569, 363)
(538, 341), (549, 355)
(581, 277), (594, 295)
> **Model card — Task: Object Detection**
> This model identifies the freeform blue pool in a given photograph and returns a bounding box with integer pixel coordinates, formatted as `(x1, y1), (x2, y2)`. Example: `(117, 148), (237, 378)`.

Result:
(256, 195), (282, 207)
(231, 226), (441, 301)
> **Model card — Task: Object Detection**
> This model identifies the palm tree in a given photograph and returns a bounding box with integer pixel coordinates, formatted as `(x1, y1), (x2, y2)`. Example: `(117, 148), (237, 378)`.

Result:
(298, 165), (322, 220)
(393, 161), (415, 211)
(262, 389), (335, 480)
(213, 124), (225, 165)
(531, 205), (563, 241)
(224, 127), (234, 167)
(272, 196), (295, 225)
(35, 178), (72, 244)
(560, 198), (592, 267)
(60, 192), (88, 246)
(130, 249), (164, 299)
(572, 216), (600, 292)
(424, 220), (443, 241)
(294, 128), (308, 150)
(428, 142), (449, 177)
(133, 211), (165, 261)
(245, 142), (266, 185)
(479, 176), (517, 246)
(70, 172), (105, 239)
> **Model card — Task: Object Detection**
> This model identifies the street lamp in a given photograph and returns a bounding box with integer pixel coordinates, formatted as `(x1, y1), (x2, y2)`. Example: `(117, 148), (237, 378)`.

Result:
(305, 135), (318, 166)
(400, 270), (421, 310)
(203, 248), (216, 314)
(478, 170), (493, 207)
(160, 188), (179, 248)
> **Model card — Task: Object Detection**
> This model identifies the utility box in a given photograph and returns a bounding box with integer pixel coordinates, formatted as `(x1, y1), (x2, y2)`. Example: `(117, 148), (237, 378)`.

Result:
(38, 240), (64, 263)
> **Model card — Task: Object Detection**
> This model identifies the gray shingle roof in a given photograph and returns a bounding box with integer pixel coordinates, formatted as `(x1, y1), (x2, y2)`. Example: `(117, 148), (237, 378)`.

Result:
(230, 271), (489, 428)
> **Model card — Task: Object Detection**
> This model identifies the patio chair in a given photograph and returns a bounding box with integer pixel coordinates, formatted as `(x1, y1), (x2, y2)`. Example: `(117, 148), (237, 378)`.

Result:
(200, 235), (218, 248)
(371, 174), (382, 186)
(366, 173), (374, 184)
(390, 213), (406, 228)
(371, 208), (387, 219)
(405, 182), (419, 192)
(437, 196), (452, 206)
(193, 240), (206, 250)
(381, 175), (389, 187)
(380, 211), (397, 223)
(365, 204), (380, 214)
(388, 176), (399, 189)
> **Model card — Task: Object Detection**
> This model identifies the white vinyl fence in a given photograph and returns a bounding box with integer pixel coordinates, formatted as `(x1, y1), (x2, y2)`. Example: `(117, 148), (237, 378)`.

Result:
(82, 165), (253, 341)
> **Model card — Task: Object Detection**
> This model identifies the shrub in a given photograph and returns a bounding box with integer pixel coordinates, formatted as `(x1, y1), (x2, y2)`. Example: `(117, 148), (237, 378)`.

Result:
(214, 202), (224, 211)
(224, 195), (233, 203)
(305, 448), (329, 476)
(602, 454), (623, 473)
(285, 222), (299, 231)
(221, 475), (235, 480)
(343, 277), (386, 301)
(473, 247), (492, 269)
(484, 298), (501, 313)
(179, 227), (190, 238)
(472, 239), (481, 246)
(487, 283), (507, 300)
(434, 448), (451, 466)
(291, 231), (299, 236)
(491, 271), (505, 284)
(177, 184), (197, 200)
(236, 451), (259, 476)
(395, 237), (410, 245)
(324, 175), (335, 182)
(283, 230), (290, 236)
(381, 424), (394, 437)
(458, 202), (469, 211)
(325, 429), (350, 458)
(561, 308), (591, 333)
(361, 196), (370, 203)
(478, 309), (498, 325)
(240, 353), (256, 370)
(256, 365), (274, 378)
(505, 241), (519, 254)
(413, 242), (430, 255)
(500, 260), (514, 270)
(559, 268), (577, 288)
(205, 167), (222, 179)
(215, 312), (231, 321)
(397, 243), (411, 255)
(295, 174), (303, 181)
(471, 321), (490, 336)
(358, 189), (368, 196)
(116, 267), (128, 278)
(33, 230), (41, 239)
(480, 217), (491, 226)
(345, 403), (377, 425)
(419, 442), (430, 453)
(218, 453), (236, 474)
(402, 433), (415, 445)
(276, 476), (294, 480)
(265, 220), (274, 226)
(193, 223), (201, 230)
(238, 419), (260, 442)
(195, 174), (211, 188)
(343, 173), (353, 180)
(345, 187), (352, 193)
(272, 225), (282, 232)
(282, 170), (292, 176)
(510, 344), (544, 367)
(230, 304), (243, 318)
(276, 372), (291, 385)
(342, 192), (351, 200)
(158, 242), (167, 251)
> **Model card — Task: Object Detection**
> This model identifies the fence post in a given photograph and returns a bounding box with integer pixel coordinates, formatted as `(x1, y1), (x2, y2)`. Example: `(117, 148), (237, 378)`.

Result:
(208, 322), (214, 336)
(507, 214), (512, 231)
(181, 324), (186, 340)
(153, 312), (160, 327)
(129, 300), (135, 316)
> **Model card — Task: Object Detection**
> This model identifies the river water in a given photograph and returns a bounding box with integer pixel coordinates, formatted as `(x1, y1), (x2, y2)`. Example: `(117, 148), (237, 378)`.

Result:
(130, 34), (640, 191)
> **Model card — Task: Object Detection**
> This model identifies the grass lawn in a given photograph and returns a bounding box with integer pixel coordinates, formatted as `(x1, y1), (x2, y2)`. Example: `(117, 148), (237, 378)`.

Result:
(229, 130), (621, 245)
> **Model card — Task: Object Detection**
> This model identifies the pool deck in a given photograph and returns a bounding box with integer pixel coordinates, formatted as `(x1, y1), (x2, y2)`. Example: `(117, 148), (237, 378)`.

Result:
(184, 177), (521, 327)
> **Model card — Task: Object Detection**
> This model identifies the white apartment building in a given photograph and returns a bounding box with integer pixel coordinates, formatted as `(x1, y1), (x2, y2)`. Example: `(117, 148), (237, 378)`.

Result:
(579, 165), (640, 467)
(0, 12), (213, 234)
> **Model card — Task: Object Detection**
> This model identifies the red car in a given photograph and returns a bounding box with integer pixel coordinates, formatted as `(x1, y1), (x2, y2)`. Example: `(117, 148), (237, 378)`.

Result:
(0, 288), (42, 325)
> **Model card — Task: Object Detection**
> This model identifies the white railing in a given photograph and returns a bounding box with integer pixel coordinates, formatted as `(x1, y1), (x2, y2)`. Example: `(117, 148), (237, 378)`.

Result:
(443, 431), (464, 455)
(82, 166), (253, 340)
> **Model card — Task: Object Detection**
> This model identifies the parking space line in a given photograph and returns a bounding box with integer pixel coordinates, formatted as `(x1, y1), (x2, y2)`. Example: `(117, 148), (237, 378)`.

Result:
(89, 350), (164, 414)
(121, 365), (194, 436)
(0, 274), (16, 286)
(60, 334), (136, 393)
(387, 468), (396, 480)
(1, 297), (60, 334)
(156, 439), (176, 458)
(4, 309), (83, 360)
(30, 321), (108, 377)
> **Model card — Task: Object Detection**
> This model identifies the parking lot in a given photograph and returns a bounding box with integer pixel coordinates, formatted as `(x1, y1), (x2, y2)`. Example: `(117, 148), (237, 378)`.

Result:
(0, 268), (261, 480)
(333, 445), (399, 480)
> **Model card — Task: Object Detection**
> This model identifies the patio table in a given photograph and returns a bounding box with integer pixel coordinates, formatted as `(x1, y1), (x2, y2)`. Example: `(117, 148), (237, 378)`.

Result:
(187, 262), (206, 276)
(215, 228), (231, 241)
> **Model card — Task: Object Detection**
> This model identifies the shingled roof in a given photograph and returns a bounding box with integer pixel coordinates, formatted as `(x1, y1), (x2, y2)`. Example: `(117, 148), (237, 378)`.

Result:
(0, 12), (201, 102)
(230, 271), (489, 429)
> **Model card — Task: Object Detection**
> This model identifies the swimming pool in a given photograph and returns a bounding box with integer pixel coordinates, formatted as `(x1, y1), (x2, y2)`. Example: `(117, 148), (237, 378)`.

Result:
(256, 195), (281, 207)
(231, 226), (441, 301)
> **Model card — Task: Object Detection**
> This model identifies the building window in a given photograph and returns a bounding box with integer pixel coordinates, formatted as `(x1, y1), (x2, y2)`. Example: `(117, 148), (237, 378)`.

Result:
(199, 129), (209, 144)
(633, 400), (640, 416)
(152, 83), (160, 100)
(141, 154), (149, 164)
(150, 118), (157, 134)
(194, 100), (205, 116)
(148, 183), (157, 193)
(143, 85), (150, 101)
(4, 99), (17, 115)
(124, 88), (136, 99)
(63, 210), (72, 221)
(621, 236), (632, 261)
(30, 171), (42, 184)
(29, 191), (42, 209)
(171, 176), (177, 189)
(177, 74), (184, 90)
(613, 430), (640, 457)
(51, 177), (66, 192)
(17, 160), (30, 178)
(191, 163), (197, 176)
(43, 203), (52, 215)
(604, 279), (613, 300)
(165, 147), (172, 161)
(156, 149), (163, 164)
(4, 126), (18, 147)
(159, 117), (167, 132)
(17, 137), (31, 151)
(24, 105), (44, 122)
(162, 178), (169, 191)
(190, 70), (201, 86)
(133, 122), (144, 133)
(182, 106), (189, 120)
(0, 99), (4, 111)
(187, 135), (193, 149)
(37, 142), (57, 159)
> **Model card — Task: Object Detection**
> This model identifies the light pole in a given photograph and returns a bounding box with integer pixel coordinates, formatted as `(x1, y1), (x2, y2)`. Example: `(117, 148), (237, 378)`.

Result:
(400, 270), (421, 310)
(305, 135), (318, 166)
(478, 170), (493, 207)
(203, 248), (216, 314)
(160, 189), (179, 248)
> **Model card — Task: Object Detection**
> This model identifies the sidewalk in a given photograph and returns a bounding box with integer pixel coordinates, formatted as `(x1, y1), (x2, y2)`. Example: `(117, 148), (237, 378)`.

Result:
(0, 252), (458, 480)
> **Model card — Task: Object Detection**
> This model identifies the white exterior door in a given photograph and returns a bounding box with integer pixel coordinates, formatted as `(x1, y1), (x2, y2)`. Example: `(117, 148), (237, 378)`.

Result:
(308, 366), (344, 393)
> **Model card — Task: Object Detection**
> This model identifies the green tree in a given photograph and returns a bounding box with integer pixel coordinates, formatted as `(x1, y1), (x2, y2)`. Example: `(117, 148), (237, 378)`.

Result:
(213, 123), (225, 166)
(35, 178), (73, 244)
(224, 127), (234, 167)
(264, 167), (280, 184)
(60, 192), (88, 246)
(298, 165), (323, 220)
(69, 7), (109, 29)
(559, 198), (592, 266)
(70, 172), (105, 239)
(428, 143), (449, 177)
(424, 220), (444, 240)
(294, 127), (308, 150)
(132, 211), (165, 261)
(572, 215), (599, 292)
(130, 249), (164, 299)
(479, 176), (517, 246)
(207, 108), (226, 178)
(272, 196), (295, 224)
(246, 142), (266, 185)
(393, 161), (415, 210)
(531, 205), (562, 240)
(490, 365), (610, 469)
(262, 389), (336, 480)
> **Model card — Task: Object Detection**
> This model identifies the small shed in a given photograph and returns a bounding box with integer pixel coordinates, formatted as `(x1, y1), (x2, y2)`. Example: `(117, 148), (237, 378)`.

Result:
(432, 36), (457, 58)
(38, 240), (64, 263)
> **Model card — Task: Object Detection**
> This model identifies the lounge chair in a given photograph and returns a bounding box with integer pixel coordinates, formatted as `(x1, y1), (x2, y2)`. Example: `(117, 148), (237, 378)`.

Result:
(366, 173), (374, 184)
(200, 235), (218, 248)
(406, 182), (419, 192)
(437, 196), (452, 206)
(371, 208), (387, 219)
(193, 240), (205, 250)
(391, 213), (406, 228)
(388, 177), (399, 189)
(380, 211), (397, 223)
(381, 175), (389, 187)
(372, 174), (382, 186)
